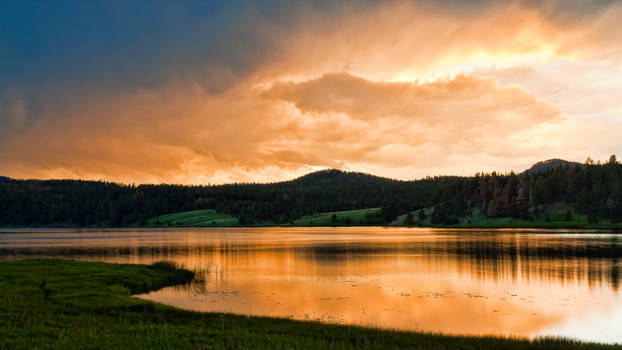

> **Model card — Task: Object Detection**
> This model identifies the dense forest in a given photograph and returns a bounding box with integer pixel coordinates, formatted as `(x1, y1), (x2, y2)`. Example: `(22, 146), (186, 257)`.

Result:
(1, 157), (621, 227)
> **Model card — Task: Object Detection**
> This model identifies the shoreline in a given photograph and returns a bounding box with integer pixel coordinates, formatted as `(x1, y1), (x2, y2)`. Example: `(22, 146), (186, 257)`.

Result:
(2, 224), (622, 231)
(1, 258), (618, 349)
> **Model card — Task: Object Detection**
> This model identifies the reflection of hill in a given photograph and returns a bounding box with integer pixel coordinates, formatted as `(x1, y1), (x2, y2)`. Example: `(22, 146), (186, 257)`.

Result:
(2, 235), (620, 291)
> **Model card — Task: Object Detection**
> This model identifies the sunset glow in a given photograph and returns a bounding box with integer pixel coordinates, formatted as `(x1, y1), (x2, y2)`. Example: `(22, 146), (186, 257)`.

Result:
(2, 0), (622, 184)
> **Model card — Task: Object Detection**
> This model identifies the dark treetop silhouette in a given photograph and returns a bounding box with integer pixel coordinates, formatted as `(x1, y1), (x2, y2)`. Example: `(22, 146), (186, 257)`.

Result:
(1, 157), (621, 227)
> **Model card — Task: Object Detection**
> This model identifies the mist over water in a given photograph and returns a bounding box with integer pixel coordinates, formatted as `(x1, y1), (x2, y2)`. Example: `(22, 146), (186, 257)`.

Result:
(1, 227), (621, 343)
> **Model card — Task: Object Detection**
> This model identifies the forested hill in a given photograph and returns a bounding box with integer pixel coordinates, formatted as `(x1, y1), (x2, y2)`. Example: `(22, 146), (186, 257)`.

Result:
(0, 169), (452, 226)
(1, 156), (621, 227)
(280, 169), (395, 186)
(525, 159), (584, 174)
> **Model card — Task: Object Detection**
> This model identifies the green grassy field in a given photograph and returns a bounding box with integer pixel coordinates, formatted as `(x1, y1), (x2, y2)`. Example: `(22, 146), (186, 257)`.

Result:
(147, 209), (240, 227)
(397, 202), (622, 229)
(1, 259), (618, 349)
(144, 203), (622, 229)
(146, 208), (380, 227)
(291, 208), (381, 226)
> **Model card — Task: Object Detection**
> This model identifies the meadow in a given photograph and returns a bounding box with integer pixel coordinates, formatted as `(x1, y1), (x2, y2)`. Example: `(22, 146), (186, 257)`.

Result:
(145, 208), (381, 227)
(396, 202), (622, 229)
(146, 209), (240, 227)
(144, 204), (622, 229)
(290, 208), (380, 226)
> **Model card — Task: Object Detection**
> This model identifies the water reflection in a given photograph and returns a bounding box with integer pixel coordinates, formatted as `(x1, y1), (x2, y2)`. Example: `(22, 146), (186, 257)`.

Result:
(1, 227), (621, 343)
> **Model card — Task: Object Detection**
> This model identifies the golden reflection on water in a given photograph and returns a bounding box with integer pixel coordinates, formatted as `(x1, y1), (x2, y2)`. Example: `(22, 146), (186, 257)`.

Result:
(1, 227), (621, 343)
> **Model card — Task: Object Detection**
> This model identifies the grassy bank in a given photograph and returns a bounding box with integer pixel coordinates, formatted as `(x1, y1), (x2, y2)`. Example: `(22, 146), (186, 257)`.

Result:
(1, 259), (619, 349)
(291, 208), (381, 226)
(396, 202), (622, 229)
(144, 208), (381, 228)
(145, 209), (241, 227)
(140, 202), (622, 229)
(5, 203), (621, 230)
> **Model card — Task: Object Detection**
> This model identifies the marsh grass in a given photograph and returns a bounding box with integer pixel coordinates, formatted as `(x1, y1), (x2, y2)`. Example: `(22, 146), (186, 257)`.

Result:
(171, 265), (214, 294)
(150, 260), (180, 271)
(0, 259), (619, 349)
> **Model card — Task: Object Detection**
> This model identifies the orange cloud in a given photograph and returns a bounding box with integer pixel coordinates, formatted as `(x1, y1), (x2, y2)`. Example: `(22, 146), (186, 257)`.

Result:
(267, 73), (559, 125)
(0, 72), (566, 183)
(259, 1), (572, 84)
(2, 1), (622, 183)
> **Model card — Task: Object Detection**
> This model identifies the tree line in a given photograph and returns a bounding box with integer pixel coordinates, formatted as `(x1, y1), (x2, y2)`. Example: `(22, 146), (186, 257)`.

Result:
(1, 158), (621, 227)
(409, 156), (622, 225)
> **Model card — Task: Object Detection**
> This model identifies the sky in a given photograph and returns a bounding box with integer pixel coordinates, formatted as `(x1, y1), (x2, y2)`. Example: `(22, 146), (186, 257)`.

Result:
(1, 0), (622, 184)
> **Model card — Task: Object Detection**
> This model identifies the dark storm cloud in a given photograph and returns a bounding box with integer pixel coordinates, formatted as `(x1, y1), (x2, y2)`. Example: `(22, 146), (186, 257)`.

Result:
(1, 1), (262, 93)
(0, 0), (614, 100)
(0, 1), (383, 93)
(0, 0), (379, 132)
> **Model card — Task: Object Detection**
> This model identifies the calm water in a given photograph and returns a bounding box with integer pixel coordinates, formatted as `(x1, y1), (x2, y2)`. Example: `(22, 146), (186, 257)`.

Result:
(1, 227), (621, 343)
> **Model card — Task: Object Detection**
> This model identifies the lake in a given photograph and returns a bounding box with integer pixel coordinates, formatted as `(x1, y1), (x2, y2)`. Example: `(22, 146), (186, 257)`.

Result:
(1, 227), (621, 343)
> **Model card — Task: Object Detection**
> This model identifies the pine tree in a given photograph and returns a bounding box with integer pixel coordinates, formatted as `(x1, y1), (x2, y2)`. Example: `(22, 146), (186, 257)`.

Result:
(404, 213), (415, 226)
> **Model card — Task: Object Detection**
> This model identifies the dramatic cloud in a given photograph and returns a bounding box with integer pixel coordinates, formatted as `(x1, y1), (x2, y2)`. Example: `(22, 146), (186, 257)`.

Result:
(1, 0), (622, 183)
(267, 73), (559, 124)
(0, 73), (565, 183)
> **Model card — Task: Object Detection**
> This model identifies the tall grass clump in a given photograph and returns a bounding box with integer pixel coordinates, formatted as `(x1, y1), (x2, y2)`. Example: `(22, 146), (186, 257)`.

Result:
(150, 260), (179, 271)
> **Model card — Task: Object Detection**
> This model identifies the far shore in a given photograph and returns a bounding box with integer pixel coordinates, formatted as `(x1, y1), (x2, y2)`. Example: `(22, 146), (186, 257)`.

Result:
(2, 223), (622, 231)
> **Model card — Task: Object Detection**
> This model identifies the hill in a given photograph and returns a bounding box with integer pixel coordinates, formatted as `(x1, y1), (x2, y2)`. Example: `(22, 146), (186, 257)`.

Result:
(280, 169), (395, 186)
(525, 159), (583, 174)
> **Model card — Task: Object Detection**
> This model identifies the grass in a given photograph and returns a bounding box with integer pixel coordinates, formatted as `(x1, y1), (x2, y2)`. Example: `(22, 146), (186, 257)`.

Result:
(144, 204), (622, 229)
(399, 202), (622, 229)
(144, 202), (622, 229)
(291, 208), (381, 226)
(1, 259), (619, 349)
(145, 208), (380, 227)
(147, 209), (240, 227)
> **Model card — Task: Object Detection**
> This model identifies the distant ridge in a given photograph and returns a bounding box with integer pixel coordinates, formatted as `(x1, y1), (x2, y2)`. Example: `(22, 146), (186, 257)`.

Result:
(282, 169), (395, 186)
(525, 159), (584, 174)
(3, 158), (622, 228)
(0, 160), (589, 185)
